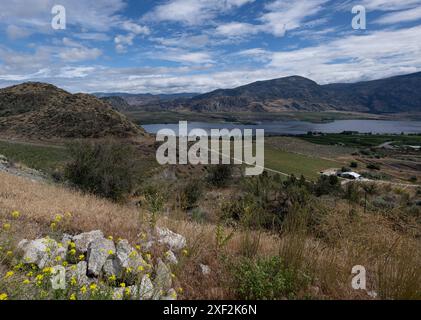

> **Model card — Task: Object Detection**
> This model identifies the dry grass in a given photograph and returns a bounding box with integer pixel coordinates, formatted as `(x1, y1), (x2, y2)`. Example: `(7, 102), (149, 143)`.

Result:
(1, 171), (420, 300)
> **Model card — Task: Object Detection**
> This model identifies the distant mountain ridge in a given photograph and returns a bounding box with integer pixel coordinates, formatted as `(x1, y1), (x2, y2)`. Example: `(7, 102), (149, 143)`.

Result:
(94, 92), (198, 107)
(0, 82), (144, 139)
(102, 72), (421, 114)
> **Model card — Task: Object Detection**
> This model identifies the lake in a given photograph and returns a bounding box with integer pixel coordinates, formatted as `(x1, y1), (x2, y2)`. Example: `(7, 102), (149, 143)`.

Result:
(142, 120), (421, 136)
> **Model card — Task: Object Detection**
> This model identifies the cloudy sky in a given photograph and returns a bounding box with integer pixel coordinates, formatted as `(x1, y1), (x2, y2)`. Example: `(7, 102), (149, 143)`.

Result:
(0, 0), (421, 93)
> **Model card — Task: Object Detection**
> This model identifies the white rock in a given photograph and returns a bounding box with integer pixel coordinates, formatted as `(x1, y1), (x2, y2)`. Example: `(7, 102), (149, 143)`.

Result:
(67, 261), (90, 285)
(164, 250), (178, 265)
(116, 239), (147, 271)
(18, 238), (63, 268)
(103, 258), (122, 278)
(153, 258), (172, 291)
(200, 264), (211, 276)
(112, 286), (137, 300)
(139, 275), (154, 300)
(156, 227), (186, 251)
(161, 288), (178, 300)
(87, 237), (115, 277)
(73, 230), (104, 253)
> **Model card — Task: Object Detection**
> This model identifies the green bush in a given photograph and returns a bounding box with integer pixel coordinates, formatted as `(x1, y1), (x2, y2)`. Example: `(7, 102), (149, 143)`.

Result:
(179, 179), (204, 210)
(232, 256), (303, 300)
(350, 161), (358, 168)
(207, 164), (233, 188)
(65, 140), (139, 201)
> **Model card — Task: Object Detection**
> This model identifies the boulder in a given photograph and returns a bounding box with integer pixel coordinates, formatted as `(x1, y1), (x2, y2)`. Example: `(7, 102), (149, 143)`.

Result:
(112, 286), (138, 300)
(116, 239), (147, 271)
(67, 261), (90, 286)
(18, 238), (65, 268)
(73, 230), (104, 253)
(156, 227), (186, 251)
(87, 237), (115, 276)
(153, 258), (172, 291)
(161, 288), (177, 300)
(164, 250), (178, 265)
(103, 258), (123, 278)
(139, 275), (154, 300)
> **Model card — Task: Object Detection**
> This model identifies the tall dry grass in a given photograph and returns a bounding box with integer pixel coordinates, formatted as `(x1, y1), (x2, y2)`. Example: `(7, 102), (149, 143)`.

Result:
(1, 171), (420, 300)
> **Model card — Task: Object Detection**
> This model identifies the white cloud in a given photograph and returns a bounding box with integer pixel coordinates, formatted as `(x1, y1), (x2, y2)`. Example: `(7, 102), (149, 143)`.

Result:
(144, 0), (254, 25)
(215, 22), (261, 37)
(260, 0), (328, 36)
(375, 6), (421, 24)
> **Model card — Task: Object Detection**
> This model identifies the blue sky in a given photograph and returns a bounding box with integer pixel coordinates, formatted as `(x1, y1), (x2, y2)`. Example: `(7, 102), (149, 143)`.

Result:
(0, 0), (421, 93)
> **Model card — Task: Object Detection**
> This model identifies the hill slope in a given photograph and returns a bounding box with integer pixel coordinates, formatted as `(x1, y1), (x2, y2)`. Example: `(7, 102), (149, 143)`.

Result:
(0, 82), (144, 139)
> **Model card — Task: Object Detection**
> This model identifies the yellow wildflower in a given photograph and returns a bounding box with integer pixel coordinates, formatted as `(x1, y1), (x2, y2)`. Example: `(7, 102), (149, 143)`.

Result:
(62, 261), (68, 267)
(69, 293), (77, 301)
(36, 274), (44, 281)
(182, 249), (188, 256)
(54, 214), (63, 223)
(6, 251), (12, 257)
(145, 253), (151, 260)
(129, 251), (137, 258)
(124, 288), (131, 297)
(3, 223), (11, 231)
(4, 271), (14, 279)
(69, 242), (76, 249)
(42, 267), (53, 274)
(0, 293), (8, 300)
(137, 265), (144, 272)
(50, 222), (57, 231)
(171, 291), (177, 299)
(58, 243), (63, 248)
(120, 282), (126, 288)
(69, 249), (76, 256)
(26, 271), (33, 277)
(107, 250), (114, 255)
(135, 245), (141, 251)
(65, 212), (72, 218)
(108, 274), (116, 282)
(78, 254), (85, 261)
(177, 287), (183, 294)
(108, 236), (113, 240)
(89, 283), (97, 291)
(23, 279), (30, 285)
(125, 267), (133, 274)
(80, 286), (87, 294)
(70, 277), (77, 286)
(11, 210), (20, 219)
(55, 256), (62, 262)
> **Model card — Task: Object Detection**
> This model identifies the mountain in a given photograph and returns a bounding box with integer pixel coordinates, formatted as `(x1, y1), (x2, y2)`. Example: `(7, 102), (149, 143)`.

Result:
(94, 92), (198, 107)
(141, 72), (421, 114)
(0, 82), (144, 139)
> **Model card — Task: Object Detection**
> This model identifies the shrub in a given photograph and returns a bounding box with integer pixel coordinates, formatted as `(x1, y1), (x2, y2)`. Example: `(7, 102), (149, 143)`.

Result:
(350, 161), (358, 168)
(231, 256), (303, 300)
(367, 163), (381, 170)
(313, 175), (341, 196)
(178, 179), (204, 210)
(65, 140), (138, 201)
(207, 164), (233, 188)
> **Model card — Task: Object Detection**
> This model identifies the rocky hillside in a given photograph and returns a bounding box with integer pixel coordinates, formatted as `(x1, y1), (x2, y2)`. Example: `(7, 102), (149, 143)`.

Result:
(134, 72), (421, 114)
(0, 82), (144, 139)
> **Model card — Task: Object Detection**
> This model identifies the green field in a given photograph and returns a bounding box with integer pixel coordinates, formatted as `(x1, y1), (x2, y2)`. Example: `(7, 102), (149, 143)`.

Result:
(300, 134), (421, 148)
(264, 146), (340, 180)
(0, 140), (68, 173)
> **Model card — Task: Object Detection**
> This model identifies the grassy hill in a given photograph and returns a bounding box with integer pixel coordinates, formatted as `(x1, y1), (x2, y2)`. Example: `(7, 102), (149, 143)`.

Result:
(0, 82), (145, 140)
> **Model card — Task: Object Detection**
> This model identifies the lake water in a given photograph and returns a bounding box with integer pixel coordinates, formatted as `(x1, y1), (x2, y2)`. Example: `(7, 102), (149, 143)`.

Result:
(142, 120), (421, 136)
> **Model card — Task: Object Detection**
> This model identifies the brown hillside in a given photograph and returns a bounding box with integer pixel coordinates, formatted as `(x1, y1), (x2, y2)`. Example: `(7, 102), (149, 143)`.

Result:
(0, 82), (144, 139)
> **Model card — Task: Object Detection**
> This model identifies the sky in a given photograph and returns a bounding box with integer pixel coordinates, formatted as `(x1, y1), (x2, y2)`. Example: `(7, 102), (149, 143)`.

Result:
(0, 0), (421, 94)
